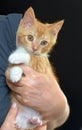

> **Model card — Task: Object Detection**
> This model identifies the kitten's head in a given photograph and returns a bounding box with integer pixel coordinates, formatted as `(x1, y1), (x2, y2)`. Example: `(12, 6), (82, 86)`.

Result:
(16, 7), (64, 56)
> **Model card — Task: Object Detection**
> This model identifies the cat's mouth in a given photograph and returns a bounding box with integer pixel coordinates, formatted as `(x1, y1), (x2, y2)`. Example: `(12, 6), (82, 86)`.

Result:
(27, 49), (41, 56)
(32, 52), (41, 56)
(25, 47), (48, 57)
(27, 49), (48, 57)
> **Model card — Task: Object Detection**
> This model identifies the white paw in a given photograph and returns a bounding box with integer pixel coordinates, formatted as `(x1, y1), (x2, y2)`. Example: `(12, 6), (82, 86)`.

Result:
(8, 52), (30, 64)
(8, 53), (20, 64)
(10, 66), (23, 83)
(15, 122), (22, 129)
(15, 116), (42, 130)
(15, 113), (29, 129)
(14, 107), (42, 129)
(29, 116), (42, 126)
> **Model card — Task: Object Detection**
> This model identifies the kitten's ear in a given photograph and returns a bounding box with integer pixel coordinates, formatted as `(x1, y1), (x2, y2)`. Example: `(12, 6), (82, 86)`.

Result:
(21, 7), (35, 26)
(50, 20), (64, 36)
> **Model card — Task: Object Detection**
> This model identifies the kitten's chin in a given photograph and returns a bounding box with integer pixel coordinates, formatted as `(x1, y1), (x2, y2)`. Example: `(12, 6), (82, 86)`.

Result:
(26, 49), (48, 57)
(31, 51), (41, 56)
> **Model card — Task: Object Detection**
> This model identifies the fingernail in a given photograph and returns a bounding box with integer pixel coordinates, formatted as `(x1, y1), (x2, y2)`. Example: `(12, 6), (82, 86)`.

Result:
(12, 102), (17, 108)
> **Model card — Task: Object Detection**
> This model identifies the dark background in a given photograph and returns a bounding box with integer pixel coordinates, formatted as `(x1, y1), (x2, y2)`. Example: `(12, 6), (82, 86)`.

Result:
(0, 0), (82, 130)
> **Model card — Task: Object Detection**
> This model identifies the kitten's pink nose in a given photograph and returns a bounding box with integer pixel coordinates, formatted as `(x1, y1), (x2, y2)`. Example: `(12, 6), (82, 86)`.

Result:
(32, 46), (37, 51)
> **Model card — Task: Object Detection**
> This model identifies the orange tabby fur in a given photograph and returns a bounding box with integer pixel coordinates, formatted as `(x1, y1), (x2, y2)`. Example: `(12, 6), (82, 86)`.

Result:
(16, 7), (64, 75)
(9, 7), (64, 130)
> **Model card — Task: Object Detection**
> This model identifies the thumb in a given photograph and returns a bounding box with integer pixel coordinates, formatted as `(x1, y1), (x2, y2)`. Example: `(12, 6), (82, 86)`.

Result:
(1, 102), (18, 130)
(34, 124), (47, 130)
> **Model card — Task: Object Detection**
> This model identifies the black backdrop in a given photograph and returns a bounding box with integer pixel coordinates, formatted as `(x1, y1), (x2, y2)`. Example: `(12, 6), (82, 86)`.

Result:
(0, 1), (82, 130)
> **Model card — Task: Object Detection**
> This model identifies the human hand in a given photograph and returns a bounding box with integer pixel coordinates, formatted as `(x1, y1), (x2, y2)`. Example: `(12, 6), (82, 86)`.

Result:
(0, 101), (46, 130)
(0, 103), (17, 130)
(5, 65), (69, 124)
(34, 124), (47, 130)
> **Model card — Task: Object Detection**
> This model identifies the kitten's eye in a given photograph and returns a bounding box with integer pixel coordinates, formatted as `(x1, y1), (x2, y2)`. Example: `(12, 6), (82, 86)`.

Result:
(40, 40), (48, 46)
(27, 35), (34, 41)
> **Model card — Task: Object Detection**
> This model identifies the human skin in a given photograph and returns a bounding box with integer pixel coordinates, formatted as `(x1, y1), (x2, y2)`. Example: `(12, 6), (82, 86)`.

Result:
(0, 103), (18, 130)
(0, 103), (46, 130)
(5, 65), (69, 130)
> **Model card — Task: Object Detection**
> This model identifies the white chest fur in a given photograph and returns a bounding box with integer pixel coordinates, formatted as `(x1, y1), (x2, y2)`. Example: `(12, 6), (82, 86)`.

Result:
(8, 46), (42, 129)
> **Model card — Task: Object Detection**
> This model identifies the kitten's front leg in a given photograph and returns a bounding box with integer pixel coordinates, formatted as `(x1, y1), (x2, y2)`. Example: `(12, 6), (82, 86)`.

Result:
(9, 66), (23, 83)
(8, 47), (30, 82)
(8, 47), (30, 64)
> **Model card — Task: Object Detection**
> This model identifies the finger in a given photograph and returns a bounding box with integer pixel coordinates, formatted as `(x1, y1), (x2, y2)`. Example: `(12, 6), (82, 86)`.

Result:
(34, 124), (47, 130)
(6, 80), (19, 92)
(5, 65), (35, 86)
(5, 67), (10, 80)
(4, 102), (18, 123)
(1, 102), (18, 129)
(5, 68), (24, 87)
(19, 64), (40, 77)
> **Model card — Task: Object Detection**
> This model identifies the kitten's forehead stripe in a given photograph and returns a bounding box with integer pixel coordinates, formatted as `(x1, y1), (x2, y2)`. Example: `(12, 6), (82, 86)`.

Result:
(34, 20), (49, 38)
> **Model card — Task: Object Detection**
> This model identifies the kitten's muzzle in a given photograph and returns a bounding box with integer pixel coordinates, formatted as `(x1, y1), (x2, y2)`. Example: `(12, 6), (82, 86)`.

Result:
(32, 46), (38, 52)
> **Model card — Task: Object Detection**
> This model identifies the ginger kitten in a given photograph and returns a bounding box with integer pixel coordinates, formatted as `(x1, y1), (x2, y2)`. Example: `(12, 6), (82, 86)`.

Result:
(8, 7), (64, 130)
